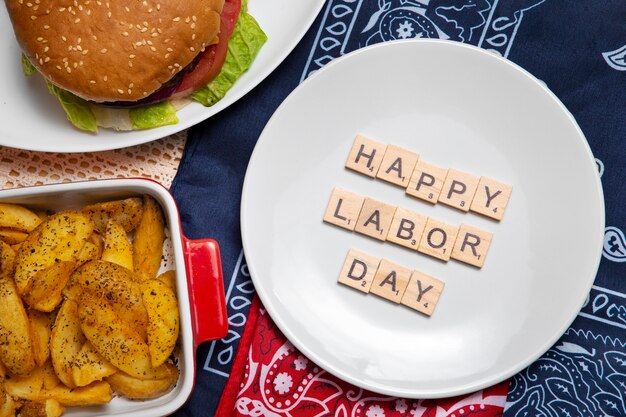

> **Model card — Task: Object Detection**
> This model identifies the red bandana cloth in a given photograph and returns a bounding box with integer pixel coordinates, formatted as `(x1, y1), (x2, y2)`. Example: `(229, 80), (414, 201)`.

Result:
(215, 297), (509, 417)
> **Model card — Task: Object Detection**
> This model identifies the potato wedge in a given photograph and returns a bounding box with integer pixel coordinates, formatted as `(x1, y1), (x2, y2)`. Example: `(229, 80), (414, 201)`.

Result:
(78, 293), (153, 379)
(0, 393), (19, 417)
(4, 365), (44, 400)
(141, 279), (180, 367)
(0, 277), (35, 375)
(0, 203), (42, 232)
(19, 399), (64, 417)
(28, 309), (52, 367)
(23, 261), (75, 312)
(81, 197), (143, 235)
(66, 260), (148, 339)
(101, 219), (133, 271)
(156, 270), (176, 292)
(42, 361), (60, 391)
(107, 362), (178, 400)
(39, 381), (112, 406)
(50, 300), (85, 388)
(75, 241), (101, 266)
(14, 211), (95, 295)
(0, 241), (16, 277)
(133, 195), (165, 281)
(72, 341), (117, 387)
(0, 228), (28, 245)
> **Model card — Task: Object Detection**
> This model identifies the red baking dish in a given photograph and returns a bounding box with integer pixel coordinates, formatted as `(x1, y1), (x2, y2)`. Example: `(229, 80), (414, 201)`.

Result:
(0, 178), (228, 417)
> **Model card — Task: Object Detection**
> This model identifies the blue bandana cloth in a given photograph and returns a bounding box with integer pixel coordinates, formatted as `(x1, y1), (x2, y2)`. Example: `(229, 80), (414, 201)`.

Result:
(170, 1), (626, 416)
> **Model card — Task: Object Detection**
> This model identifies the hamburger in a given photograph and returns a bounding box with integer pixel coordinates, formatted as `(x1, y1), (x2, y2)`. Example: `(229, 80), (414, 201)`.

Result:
(4, 0), (266, 132)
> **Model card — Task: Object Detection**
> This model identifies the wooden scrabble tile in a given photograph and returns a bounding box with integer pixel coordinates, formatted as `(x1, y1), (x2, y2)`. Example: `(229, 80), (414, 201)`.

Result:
(323, 188), (365, 231)
(401, 270), (445, 316)
(470, 177), (513, 221)
(337, 249), (381, 293)
(451, 224), (493, 268)
(354, 198), (397, 241)
(438, 169), (480, 212)
(405, 161), (448, 204)
(386, 207), (428, 251)
(418, 217), (458, 261)
(376, 145), (419, 188)
(369, 259), (412, 303)
(345, 134), (387, 178)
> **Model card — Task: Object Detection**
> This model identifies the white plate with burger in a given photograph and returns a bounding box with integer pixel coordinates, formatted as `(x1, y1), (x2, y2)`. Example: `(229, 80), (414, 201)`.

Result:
(0, 0), (325, 152)
(241, 40), (605, 398)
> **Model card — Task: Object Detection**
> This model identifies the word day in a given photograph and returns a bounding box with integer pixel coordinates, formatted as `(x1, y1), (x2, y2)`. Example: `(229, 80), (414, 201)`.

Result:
(338, 248), (445, 316)
(324, 188), (493, 268)
(345, 134), (513, 221)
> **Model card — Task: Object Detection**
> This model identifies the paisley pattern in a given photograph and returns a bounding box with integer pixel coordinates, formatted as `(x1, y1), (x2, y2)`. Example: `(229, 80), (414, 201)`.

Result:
(228, 304), (509, 417)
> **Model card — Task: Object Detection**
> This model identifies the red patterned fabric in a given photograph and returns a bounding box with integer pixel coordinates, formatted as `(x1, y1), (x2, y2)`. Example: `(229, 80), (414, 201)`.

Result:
(215, 296), (509, 417)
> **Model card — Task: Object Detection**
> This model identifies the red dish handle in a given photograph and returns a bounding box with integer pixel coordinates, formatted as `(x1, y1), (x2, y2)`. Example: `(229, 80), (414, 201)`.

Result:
(182, 236), (228, 349)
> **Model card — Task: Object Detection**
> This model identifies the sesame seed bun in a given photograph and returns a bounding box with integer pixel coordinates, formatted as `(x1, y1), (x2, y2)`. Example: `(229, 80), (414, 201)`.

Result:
(5, 0), (225, 102)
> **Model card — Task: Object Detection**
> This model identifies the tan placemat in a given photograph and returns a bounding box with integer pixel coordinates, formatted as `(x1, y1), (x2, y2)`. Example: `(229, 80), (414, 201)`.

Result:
(0, 132), (186, 190)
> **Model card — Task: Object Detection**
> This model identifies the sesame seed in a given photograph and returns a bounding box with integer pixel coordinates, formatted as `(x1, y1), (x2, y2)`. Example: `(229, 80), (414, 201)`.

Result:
(82, 50), (88, 55)
(189, 47), (195, 52)
(90, 80), (96, 84)
(191, 22), (196, 29)
(39, 58), (43, 65)
(164, 53), (170, 58)
(125, 6), (129, 12)
(128, 89), (132, 94)
(172, 16), (180, 21)
(157, 4), (161, 10)
(100, 48), (107, 53)
(185, 16), (190, 23)
(128, 61), (133, 67)
(122, 31), (129, 37)
(62, 36), (67, 41)
(30, 15), (37, 20)
(73, 62), (77, 68)
(192, 34), (196, 40)
(107, 11), (111, 17)
(103, 76), (108, 81)
(150, 46), (156, 51)
(74, 18), (80, 23)
(66, 67), (72, 73)
(117, 89), (124, 94)
(44, 46), (49, 52)
(44, 57), (50, 62)
(56, 65), (62, 70)
(43, 24), (50, 29)
(37, 36), (43, 42)
(129, 54), (136, 58)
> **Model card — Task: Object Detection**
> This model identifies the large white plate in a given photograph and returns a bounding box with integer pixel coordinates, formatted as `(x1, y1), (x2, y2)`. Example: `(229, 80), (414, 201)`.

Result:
(241, 40), (605, 398)
(0, 0), (325, 152)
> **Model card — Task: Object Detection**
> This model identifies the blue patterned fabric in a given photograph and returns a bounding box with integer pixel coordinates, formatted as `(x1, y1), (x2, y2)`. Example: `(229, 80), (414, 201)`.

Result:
(169, 1), (626, 416)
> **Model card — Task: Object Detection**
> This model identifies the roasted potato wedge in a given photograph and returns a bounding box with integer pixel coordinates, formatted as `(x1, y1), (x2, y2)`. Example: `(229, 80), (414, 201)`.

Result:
(78, 293), (153, 379)
(101, 219), (133, 271)
(0, 277), (35, 375)
(42, 361), (60, 391)
(0, 228), (28, 245)
(0, 393), (19, 417)
(107, 362), (178, 400)
(39, 381), (112, 406)
(0, 203), (42, 232)
(75, 241), (101, 266)
(156, 270), (176, 292)
(142, 279), (180, 367)
(28, 309), (52, 367)
(0, 241), (15, 277)
(81, 197), (143, 235)
(133, 195), (165, 281)
(72, 341), (117, 387)
(50, 300), (85, 388)
(14, 211), (95, 295)
(4, 365), (44, 400)
(23, 261), (75, 312)
(18, 399), (64, 417)
(66, 260), (148, 339)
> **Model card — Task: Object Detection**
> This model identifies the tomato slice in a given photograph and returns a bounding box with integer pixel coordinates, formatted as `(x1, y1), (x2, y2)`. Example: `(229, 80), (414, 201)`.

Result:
(172, 0), (242, 98)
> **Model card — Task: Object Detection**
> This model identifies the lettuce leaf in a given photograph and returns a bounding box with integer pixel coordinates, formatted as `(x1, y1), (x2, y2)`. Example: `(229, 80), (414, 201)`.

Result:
(129, 101), (179, 130)
(46, 81), (98, 133)
(21, 54), (36, 77)
(191, 5), (267, 106)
